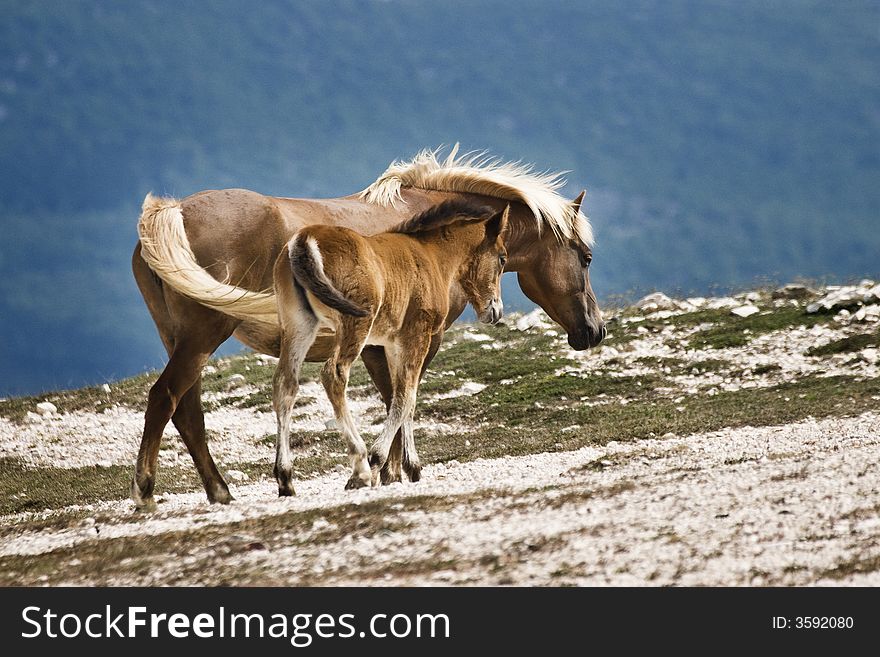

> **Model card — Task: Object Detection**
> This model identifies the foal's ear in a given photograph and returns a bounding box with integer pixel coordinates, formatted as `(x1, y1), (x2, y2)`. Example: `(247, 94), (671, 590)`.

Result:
(485, 205), (510, 241)
(571, 190), (586, 215)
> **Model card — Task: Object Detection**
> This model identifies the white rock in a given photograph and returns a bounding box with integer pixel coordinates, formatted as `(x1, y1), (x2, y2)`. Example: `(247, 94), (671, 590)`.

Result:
(860, 348), (879, 364)
(636, 292), (680, 312)
(806, 285), (880, 314)
(226, 469), (248, 482)
(686, 297), (708, 308)
(514, 308), (552, 332)
(311, 518), (331, 531)
(461, 332), (493, 342)
(225, 374), (247, 390)
(324, 418), (338, 430)
(705, 297), (739, 310)
(25, 411), (44, 424)
(36, 401), (57, 416)
(433, 381), (487, 400)
(731, 305), (760, 318)
(256, 354), (279, 365)
(101, 383), (112, 393)
(744, 292), (761, 303)
(853, 305), (880, 323)
(202, 365), (218, 375)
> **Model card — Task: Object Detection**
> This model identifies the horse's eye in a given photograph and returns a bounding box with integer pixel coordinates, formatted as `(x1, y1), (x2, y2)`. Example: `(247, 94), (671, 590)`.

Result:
(579, 252), (592, 268)
(499, 254), (508, 266)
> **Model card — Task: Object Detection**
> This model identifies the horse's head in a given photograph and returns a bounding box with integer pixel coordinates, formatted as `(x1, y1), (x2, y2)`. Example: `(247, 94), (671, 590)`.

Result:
(515, 192), (605, 350)
(463, 205), (509, 325)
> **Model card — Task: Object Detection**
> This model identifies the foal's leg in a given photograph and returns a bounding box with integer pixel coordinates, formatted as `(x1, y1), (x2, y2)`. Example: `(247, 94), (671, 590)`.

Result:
(368, 338), (430, 484)
(400, 331), (445, 482)
(361, 347), (403, 484)
(322, 319), (373, 490)
(363, 331), (442, 484)
(273, 315), (319, 496)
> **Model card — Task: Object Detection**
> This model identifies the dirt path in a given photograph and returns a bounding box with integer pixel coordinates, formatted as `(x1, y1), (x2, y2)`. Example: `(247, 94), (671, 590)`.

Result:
(3, 411), (878, 586)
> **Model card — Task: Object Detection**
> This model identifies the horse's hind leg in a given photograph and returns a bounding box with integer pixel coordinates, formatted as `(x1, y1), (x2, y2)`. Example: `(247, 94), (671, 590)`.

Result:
(132, 247), (236, 509)
(322, 319), (373, 490)
(172, 379), (233, 504)
(132, 339), (226, 510)
(273, 314), (319, 497)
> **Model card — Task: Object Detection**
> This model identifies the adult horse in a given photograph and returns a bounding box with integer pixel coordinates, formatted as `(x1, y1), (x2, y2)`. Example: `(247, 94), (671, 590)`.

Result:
(133, 146), (605, 510)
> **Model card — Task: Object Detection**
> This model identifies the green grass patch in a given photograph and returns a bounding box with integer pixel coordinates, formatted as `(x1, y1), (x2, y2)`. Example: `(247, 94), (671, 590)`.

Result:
(0, 458), (203, 515)
(806, 330), (880, 357)
(0, 371), (157, 423)
(415, 374), (880, 466)
(427, 324), (570, 386)
(687, 359), (732, 373)
(688, 306), (832, 350)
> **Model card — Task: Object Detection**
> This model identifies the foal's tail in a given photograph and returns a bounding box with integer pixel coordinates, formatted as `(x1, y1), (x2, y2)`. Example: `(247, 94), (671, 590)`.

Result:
(137, 193), (279, 324)
(288, 234), (370, 317)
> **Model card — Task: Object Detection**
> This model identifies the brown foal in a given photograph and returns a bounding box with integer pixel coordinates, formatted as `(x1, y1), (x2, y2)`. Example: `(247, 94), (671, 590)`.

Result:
(272, 201), (509, 495)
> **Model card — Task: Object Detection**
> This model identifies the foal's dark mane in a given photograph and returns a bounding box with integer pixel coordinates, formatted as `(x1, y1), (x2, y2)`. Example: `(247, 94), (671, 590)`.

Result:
(388, 200), (493, 235)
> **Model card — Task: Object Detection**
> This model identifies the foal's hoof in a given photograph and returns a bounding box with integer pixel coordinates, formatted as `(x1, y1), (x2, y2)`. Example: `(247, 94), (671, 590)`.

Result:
(344, 475), (369, 490)
(278, 486), (295, 497)
(405, 463), (422, 483)
(133, 497), (158, 513)
(380, 468), (402, 485)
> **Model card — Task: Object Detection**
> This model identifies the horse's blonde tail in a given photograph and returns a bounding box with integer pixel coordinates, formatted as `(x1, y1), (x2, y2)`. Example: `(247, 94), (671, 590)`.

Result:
(137, 193), (279, 325)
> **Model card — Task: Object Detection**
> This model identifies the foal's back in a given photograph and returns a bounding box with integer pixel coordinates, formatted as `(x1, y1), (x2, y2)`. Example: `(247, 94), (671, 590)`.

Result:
(289, 223), (451, 335)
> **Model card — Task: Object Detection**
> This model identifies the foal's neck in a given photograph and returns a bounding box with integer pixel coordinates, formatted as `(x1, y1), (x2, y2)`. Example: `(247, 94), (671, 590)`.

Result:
(418, 226), (483, 286)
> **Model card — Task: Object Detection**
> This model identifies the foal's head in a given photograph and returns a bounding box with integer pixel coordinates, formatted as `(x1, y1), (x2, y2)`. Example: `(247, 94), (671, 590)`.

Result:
(391, 200), (509, 324)
(458, 205), (509, 324)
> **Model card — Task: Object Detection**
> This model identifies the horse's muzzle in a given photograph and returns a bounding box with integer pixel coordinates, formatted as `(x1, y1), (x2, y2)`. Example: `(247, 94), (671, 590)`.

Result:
(568, 321), (606, 350)
(480, 299), (504, 325)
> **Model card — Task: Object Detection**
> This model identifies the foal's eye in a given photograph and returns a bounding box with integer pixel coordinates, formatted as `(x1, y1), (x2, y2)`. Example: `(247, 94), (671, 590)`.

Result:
(499, 254), (508, 267)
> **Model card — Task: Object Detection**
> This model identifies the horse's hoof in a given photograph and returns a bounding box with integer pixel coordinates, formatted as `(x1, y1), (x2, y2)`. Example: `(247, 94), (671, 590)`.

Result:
(209, 486), (234, 505)
(344, 475), (369, 490)
(131, 477), (157, 512)
(406, 463), (422, 483)
(278, 486), (295, 497)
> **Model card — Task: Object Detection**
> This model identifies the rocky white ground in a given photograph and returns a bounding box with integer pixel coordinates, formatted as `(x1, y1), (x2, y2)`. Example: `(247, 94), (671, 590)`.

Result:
(1, 412), (878, 586)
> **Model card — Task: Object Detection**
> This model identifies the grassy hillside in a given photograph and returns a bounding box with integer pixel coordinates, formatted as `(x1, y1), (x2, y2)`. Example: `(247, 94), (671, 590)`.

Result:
(0, 1), (877, 394)
(2, 283), (879, 514)
(2, 285), (879, 585)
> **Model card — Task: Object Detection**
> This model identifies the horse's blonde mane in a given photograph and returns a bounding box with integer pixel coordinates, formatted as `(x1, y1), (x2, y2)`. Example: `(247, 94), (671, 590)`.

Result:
(359, 144), (593, 246)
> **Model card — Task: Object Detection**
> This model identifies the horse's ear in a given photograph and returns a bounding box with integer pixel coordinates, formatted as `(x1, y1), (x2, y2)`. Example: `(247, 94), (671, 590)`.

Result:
(571, 190), (586, 215)
(485, 205), (510, 241)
